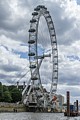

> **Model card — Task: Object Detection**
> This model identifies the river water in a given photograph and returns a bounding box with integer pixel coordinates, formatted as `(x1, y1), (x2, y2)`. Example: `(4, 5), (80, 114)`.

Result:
(0, 112), (80, 120)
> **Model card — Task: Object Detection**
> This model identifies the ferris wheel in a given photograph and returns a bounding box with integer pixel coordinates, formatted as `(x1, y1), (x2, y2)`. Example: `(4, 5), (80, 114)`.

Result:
(28, 5), (58, 99)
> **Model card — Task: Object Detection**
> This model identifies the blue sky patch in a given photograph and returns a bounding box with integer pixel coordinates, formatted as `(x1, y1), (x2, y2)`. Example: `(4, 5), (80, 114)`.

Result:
(20, 43), (27, 46)
(66, 55), (80, 61)
(12, 49), (28, 59)
(77, 0), (80, 5)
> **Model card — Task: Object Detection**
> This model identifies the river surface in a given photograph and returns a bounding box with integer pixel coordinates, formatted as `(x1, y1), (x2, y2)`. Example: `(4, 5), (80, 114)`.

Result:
(0, 112), (80, 120)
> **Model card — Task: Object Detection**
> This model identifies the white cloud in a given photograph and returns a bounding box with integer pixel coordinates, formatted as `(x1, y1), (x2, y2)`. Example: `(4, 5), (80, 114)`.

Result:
(0, 0), (80, 102)
(57, 84), (80, 103)
(0, 35), (28, 52)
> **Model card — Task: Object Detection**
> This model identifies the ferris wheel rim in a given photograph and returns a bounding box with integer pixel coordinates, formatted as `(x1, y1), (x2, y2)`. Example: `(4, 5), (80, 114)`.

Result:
(28, 5), (58, 94)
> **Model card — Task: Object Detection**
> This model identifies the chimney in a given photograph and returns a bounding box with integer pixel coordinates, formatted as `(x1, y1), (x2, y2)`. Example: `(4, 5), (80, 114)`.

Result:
(67, 91), (70, 116)
(76, 100), (78, 113)
(23, 81), (26, 89)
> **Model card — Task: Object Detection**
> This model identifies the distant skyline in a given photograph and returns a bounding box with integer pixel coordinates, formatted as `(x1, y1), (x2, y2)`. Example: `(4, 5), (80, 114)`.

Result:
(0, 0), (80, 103)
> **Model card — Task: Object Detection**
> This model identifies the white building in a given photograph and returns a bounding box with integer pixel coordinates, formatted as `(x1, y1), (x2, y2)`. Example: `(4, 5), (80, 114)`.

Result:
(55, 94), (64, 111)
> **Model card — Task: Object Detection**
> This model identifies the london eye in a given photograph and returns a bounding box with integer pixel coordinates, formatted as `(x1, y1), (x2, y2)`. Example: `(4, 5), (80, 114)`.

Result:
(22, 5), (58, 109)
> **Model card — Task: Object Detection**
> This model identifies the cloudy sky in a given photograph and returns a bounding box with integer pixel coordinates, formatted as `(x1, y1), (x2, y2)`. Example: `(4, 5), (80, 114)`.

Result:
(0, 0), (80, 103)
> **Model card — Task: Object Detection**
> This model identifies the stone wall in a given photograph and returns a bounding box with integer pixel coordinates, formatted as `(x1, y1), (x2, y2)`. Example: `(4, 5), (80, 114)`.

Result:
(0, 102), (26, 112)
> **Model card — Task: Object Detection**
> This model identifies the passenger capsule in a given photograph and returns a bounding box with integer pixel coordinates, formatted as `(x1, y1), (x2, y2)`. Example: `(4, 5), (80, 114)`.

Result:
(54, 70), (57, 72)
(52, 89), (56, 92)
(54, 56), (57, 58)
(48, 21), (53, 24)
(53, 83), (57, 85)
(32, 12), (38, 16)
(31, 77), (38, 80)
(52, 41), (56, 43)
(54, 63), (58, 65)
(28, 40), (35, 44)
(45, 11), (49, 14)
(30, 19), (37, 23)
(38, 5), (47, 10)
(28, 52), (35, 56)
(29, 65), (36, 69)
(43, 6), (47, 9)
(46, 15), (51, 18)
(28, 29), (36, 32)
(50, 27), (54, 30)
(54, 77), (57, 79)
(53, 48), (57, 50)
(51, 34), (55, 37)
(37, 5), (44, 8)
(34, 7), (40, 11)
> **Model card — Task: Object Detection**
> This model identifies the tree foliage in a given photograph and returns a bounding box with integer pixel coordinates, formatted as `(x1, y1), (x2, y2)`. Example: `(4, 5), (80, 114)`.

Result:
(3, 91), (12, 102)
(3, 85), (8, 92)
(0, 82), (22, 103)
(11, 88), (22, 103)
(0, 82), (2, 95)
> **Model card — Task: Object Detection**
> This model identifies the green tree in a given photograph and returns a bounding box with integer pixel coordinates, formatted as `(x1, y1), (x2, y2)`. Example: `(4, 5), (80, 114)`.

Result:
(11, 88), (22, 103)
(3, 91), (12, 103)
(3, 85), (8, 92)
(8, 85), (16, 91)
(0, 82), (3, 101)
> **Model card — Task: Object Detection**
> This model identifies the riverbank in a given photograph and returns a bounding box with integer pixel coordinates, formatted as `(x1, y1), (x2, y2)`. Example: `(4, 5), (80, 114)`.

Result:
(0, 102), (63, 113)
(0, 102), (26, 112)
